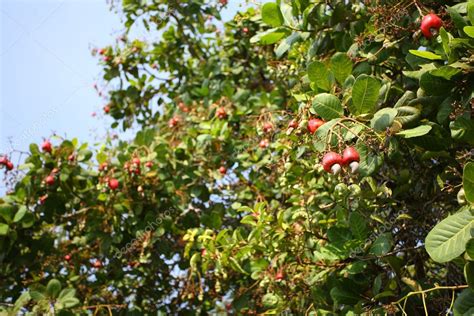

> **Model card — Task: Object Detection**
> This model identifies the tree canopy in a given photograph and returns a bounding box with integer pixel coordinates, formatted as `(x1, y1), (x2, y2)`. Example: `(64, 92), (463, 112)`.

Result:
(1, 0), (474, 315)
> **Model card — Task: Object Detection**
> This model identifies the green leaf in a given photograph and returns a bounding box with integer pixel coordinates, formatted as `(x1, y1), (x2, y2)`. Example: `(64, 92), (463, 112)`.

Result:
(451, 117), (474, 145)
(440, 28), (452, 57)
(13, 206), (27, 223)
(466, 239), (474, 260)
(373, 274), (383, 295)
(351, 75), (381, 115)
(464, 26), (474, 38)
(370, 108), (397, 132)
(58, 288), (76, 300)
(454, 289), (474, 315)
(370, 233), (392, 256)
(464, 163), (474, 204)
(330, 287), (360, 305)
(229, 257), (248, 274)
(408, 50), (443, 60)
(396, 125), (432, 138)
(430, 66), (461, 80)
(447, 5), (468, 31)
(274, 32), (301, 58)
(468, 2), (474, 24)
(0, 223), (9, 236)
(330, 53), (352, 84)
(0, 203), (15, 223)
(307, 61), (333, 91)
(280, 2), (297, 27)
(312, 93), (343, 120)
(77, 149), (93, 162)
(13, 291), (31, 311)
(21, 212), (35, 228)
(394, 106), (421, 126)
(250, 28), (288, 45)
(355, 143), (383, 177)
(46, 279), (62, 299)
(60, 297), (80, 308)
(313, 118), (340, 152)
(30, 290), (46, 302)
(437, 97), (453, 124)
(327, 227), (352, 247)
(241, 215), (257, 226)
(425, 206), (474, 263)
(465, 262), (474, 290)
(349, 212), (369, 240)
(394, 91), (416, 108)
(419, 72), (454, 96)
(261, 3), (284, 27)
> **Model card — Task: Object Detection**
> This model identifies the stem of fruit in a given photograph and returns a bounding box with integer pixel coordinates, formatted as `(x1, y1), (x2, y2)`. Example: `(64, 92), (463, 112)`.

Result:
(334, 122), (367, 145)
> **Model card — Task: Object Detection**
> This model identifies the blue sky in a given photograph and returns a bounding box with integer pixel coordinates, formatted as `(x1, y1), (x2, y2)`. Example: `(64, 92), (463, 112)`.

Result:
(0, 0), (244, 155)
(1, 0), (123, 155)
(0, 0), (245, 194)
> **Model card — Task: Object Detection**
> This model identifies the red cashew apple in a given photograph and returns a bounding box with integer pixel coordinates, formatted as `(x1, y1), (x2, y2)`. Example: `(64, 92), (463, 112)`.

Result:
(0, 157), (7, 165)
(45, 175), (55, 186)
(132, 157), (141, 166)
(103, 105), (110, 113)
(308, 118), (324, 134)
(219, 166), (227, 175)
(420, 13), (442, 39)
(178, 101), (189, 112)
(92, 260), (102, 268)
(41, 140), (52, 153)
(216, 107), (227, 119)
(39, 195), (48, 204)
(275, 271), (284, 281)
(99, 162), (108, 171)
(342, 147), (360, 173)
(322, 152), (343, 174)
(5, 161), (14, 171)
(108, 178), (119, 190)
(168, 117), (179, 128)
(64, 254), (71, 261)
(259, 139), (270, 149)
(288, 120), (298, 129)
(262, 122), (273, 133)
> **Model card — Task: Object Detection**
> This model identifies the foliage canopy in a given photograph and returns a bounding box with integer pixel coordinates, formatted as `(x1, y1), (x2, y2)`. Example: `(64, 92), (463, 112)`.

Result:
(1, 0), (474, 314)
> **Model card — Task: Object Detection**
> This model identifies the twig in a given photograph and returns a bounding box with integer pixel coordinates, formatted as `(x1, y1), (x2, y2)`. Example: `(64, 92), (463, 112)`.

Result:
(392, 284), (468, 306)
(81, 304), (126, 310)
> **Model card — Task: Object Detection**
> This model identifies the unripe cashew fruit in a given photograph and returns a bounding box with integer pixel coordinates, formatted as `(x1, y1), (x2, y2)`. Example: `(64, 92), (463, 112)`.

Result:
(334, 183), (349, 199)
(348, 184), (362, 197)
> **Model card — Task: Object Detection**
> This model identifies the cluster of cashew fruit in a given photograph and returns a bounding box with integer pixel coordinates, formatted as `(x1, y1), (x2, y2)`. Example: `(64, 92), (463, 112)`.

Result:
(321, 147), (360, 175)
